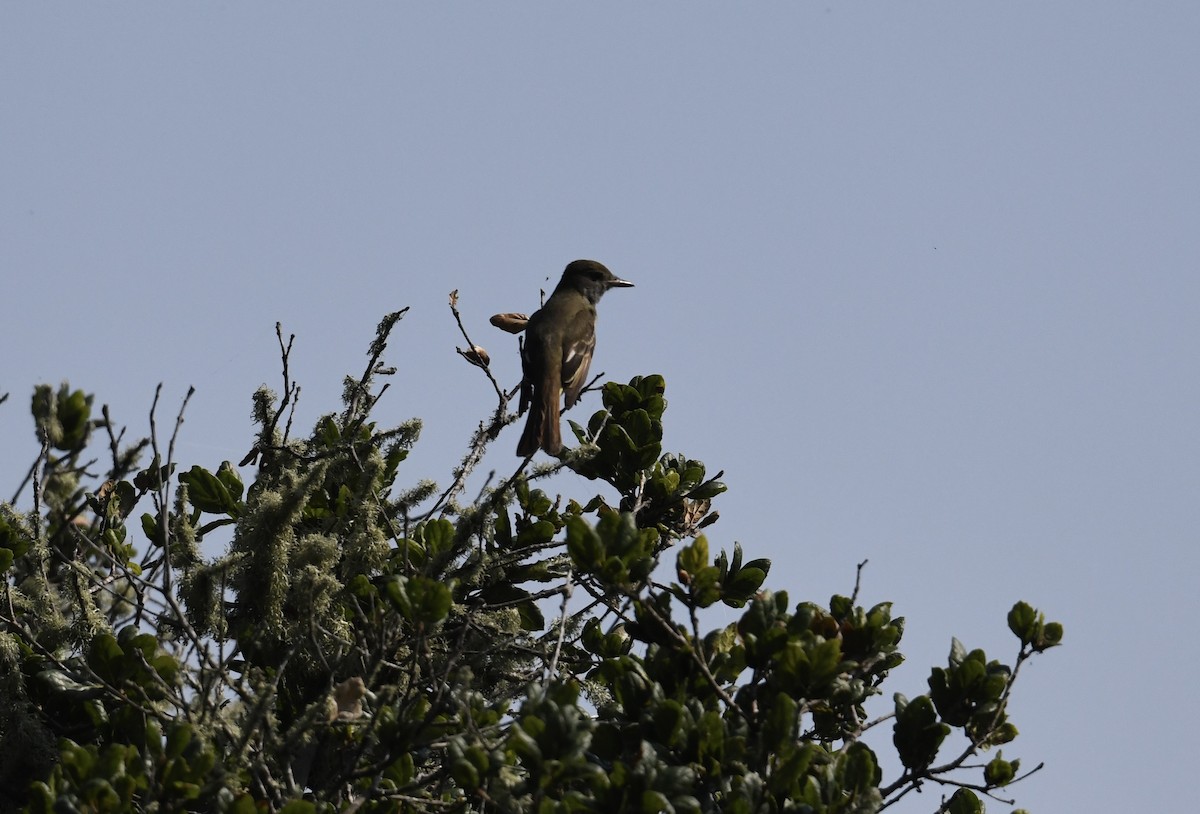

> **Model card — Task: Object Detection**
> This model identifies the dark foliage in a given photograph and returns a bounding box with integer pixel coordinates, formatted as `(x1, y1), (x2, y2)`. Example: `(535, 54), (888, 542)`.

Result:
(0, 312), (1061, 813)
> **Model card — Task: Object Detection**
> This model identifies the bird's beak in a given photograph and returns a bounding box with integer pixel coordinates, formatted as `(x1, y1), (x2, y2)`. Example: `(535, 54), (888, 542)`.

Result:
(608, 278), (634, 289)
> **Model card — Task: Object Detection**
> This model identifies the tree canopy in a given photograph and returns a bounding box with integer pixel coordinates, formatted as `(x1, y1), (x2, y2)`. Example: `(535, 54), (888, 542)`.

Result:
(0, 310), (1061, 813)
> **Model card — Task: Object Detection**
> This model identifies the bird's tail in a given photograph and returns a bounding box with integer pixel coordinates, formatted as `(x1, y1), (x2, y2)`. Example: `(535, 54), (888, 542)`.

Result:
(517, 384), (562, 456)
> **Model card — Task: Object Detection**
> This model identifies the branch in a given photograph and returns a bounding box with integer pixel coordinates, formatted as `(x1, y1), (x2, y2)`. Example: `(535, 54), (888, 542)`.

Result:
(240, 323), (300, 466)
(850, 558), (869, 606)
(449, 289), (507, 405)
(146, 385), (194, 595)
(881, 642), (1044, 805)
(633, 590), (750, 724)
(542, 568), (574, 686)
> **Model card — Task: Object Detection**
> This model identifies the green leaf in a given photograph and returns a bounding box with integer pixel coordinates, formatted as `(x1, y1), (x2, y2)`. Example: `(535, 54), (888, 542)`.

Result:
(945, 788), (982, 814)
(809, 638), (844, 683)
(88, 633), (126, 682)
(829, 594), (852, 619)
(641, 790), (671, 813)
(214, 461), (245, 503)
(515, 519), (556, 548)
(480, 583), (530, 606)
(0, 512), (32, 560)
(493, 508), (513, 548)
(165, 723), (193, 760)
(406, 576), (452, 625)
(677, 535), (709, 575)
(688, 478), (727, 500)
(140, 512), (159, 542)
(107, 480), (139, 521)
(691, 566), (722, 607)
(984, 753), (1015, 786)
(724, 566), (767, 605)
(764, 692), (798, 744)
(652, 700), (686, 746)
(133, 455), (172, 491)
(515, 600), (545, 631)
(742, 557), (771, 576)
(893, 693), (949, 770)
(383, 576), (412, 618)
(521, 487), (553, 516)
(839, 741), (881, 793)
(1040, 621), (1064, 649)
(566, 516), (604, 570)
(421, 518), (456, 555)
(179, 465), (237, 515)
(37, 669), (103, 698)
(347, 574), (374, 599)
(318, 415), (341, 446)
(989, 721), (1019, 745)
(948, 637), (966, 665)
(152, 653), (180, 686)
(227, 795), (259, 814)
(508, 560), (565, 583)
(55, 386), (93, 452)
(1007, 600), (1036, 642)
(450, 747), (481, 789)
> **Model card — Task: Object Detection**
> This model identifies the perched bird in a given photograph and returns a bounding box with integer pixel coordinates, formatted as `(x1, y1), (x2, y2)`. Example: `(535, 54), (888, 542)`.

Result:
(517, 260), (633, 456)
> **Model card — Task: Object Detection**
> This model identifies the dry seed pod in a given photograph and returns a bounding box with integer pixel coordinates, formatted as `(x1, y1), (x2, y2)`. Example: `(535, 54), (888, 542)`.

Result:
(489, 312), (529, 334)
(457, 345), (491, 369)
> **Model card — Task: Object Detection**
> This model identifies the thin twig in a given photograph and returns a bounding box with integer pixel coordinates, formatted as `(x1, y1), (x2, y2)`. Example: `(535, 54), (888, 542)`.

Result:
(634, 591), (750, 724)
(148, 386), (194, 594)
(449, 290), (507, 403)
(850, 558), (869, 606)
(542, 568), (574, 686)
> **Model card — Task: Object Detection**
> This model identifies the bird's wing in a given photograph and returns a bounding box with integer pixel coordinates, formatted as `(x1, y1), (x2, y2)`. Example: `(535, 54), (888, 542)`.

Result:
(560, 331), (595, 407)
(518, 339), (535, 415)
(560, 301), (599, 407)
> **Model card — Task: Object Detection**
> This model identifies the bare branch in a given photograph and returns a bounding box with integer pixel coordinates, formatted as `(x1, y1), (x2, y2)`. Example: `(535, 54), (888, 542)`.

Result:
(851, 558), (869, 606)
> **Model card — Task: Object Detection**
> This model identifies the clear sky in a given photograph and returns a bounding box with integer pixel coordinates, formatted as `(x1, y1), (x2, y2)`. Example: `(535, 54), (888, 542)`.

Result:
(3, 4), (1197, 811)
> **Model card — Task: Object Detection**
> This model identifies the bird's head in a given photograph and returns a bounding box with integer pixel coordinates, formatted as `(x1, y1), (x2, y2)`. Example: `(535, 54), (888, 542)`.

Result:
(558, 259), (634, 303)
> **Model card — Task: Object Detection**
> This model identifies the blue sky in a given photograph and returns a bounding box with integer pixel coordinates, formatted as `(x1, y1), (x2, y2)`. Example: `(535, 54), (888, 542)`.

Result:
(4, 4), (1198, 811)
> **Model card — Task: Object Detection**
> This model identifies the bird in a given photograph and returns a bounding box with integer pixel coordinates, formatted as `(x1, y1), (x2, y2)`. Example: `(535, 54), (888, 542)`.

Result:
(517, 259), (633, 456)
